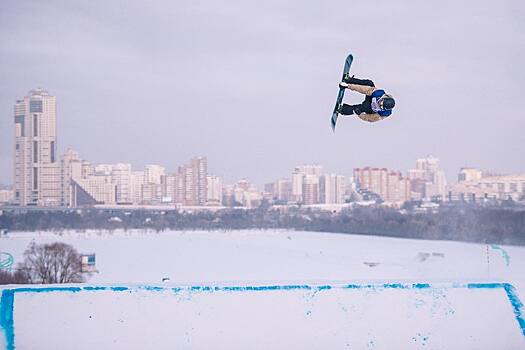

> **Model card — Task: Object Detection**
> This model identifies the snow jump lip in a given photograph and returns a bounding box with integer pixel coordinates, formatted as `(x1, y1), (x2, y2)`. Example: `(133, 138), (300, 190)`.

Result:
(1, 282), (524, 349)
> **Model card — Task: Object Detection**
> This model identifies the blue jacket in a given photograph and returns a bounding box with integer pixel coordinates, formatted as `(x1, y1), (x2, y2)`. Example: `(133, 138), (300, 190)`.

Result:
(371, 89), (392, 118)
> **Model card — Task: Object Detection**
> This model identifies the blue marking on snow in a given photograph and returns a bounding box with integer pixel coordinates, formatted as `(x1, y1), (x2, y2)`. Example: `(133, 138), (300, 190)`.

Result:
(467, 283), (505, 289)
(317, 285), (332, 291)
(83, 286), (106, 291)
(503, 283), (525, 337)
(1, 281), (525, 348)
(12, 286), (82, 293)
(139, 286), (163, 292)
(491, 245), (511, 266)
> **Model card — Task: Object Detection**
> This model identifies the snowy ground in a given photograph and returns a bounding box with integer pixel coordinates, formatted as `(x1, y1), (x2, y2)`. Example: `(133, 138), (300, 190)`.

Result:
(1, 229), (525, 349)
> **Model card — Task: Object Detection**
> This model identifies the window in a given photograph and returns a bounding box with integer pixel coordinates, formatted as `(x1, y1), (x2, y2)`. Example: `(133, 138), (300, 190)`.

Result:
(33, 141), (38, 162)
(16, 143), (20, 151)
(15, 115), (25, 137)
(29, 100), (42, 113)
(33, 114), (38, 137)
(33, 167), (38, 190)
(50, 141), (55, 162)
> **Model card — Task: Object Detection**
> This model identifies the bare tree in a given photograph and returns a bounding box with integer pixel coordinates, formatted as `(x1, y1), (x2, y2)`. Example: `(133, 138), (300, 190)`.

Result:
(21, 242), (84, 284)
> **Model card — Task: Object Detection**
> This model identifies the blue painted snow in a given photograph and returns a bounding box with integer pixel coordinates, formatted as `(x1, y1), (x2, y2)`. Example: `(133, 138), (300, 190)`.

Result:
(1, 281), (524, 349)
(491, 245), (511, 266)
(503, 283), (525, 337)
(0, 290), (14, 350)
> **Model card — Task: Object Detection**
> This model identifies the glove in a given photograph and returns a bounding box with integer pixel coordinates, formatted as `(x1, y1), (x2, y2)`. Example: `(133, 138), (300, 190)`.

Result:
(339, 82), (350, 89)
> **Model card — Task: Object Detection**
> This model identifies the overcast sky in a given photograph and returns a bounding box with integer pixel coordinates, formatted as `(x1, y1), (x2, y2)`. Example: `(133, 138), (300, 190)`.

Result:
(1, 0), (524, 186)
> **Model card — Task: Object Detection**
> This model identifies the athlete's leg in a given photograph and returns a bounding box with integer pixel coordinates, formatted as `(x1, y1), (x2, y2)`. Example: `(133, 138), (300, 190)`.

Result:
(338, 103), (356, 115)
(343, 76), (375, 87)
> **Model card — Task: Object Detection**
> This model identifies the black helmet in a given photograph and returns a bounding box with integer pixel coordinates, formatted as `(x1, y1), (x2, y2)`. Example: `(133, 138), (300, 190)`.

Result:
(380, 94), (395, 110)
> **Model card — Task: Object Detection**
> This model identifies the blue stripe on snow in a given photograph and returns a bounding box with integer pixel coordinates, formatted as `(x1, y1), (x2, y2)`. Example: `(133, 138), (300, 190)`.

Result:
(0, 290), (14, 350)
(503, 283), (525, 337)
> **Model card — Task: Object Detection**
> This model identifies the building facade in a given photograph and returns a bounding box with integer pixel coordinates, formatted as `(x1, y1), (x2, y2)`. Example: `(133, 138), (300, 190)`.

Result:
(408, 156), (447, 200)
(13, 89), (60, 206)
(175, 157), (207, 206)
(354, 167), (410, 204)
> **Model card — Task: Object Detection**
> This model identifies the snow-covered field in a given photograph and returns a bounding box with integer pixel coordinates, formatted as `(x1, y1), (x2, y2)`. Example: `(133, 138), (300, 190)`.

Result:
(1, 229), (525, 349)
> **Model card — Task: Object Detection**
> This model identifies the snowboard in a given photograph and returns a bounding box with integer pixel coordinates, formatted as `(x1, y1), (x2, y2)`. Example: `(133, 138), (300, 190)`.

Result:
(331, 54), (354, 131)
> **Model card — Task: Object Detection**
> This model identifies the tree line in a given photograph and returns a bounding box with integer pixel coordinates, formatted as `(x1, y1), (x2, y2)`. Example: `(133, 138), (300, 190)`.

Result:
(0, 203), (524, 245)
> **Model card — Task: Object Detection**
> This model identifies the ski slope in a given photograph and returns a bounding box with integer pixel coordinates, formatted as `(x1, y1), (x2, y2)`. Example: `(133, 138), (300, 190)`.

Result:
(1, 229), (525, 349)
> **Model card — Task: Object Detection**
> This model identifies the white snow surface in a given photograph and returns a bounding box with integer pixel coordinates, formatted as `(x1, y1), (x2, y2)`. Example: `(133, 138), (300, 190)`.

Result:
(1, 229), (525, 349)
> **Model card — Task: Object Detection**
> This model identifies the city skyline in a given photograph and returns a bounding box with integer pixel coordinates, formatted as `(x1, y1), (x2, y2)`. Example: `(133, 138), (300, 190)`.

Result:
(3, 86), (522, 191)
(1, 1), (524, 189)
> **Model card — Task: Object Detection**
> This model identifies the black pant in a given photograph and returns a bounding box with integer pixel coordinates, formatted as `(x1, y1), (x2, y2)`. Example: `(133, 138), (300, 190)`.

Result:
(340, 78), (375, 116)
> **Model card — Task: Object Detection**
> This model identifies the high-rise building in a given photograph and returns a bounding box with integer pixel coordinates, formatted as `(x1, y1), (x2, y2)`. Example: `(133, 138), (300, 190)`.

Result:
(302, 174), (319, 205)
(160, 174), (176, 203)
(130, 171), (145, 205)
(206, 175), (223, 205)
(275, 178), (292, 202)
(408, 156), (447, 200)
(230, 179), (261, 208)
(111, 164), (132, 204)
(60, 149), (82, 207)
(354, 167), (410, 203)
(175, 157), (207, 206)
(319, 174), (346, 204)
(144, 165), (166, 185)
(291, 172), (304, 203)
(291, 165), (323, 204)
(14, 89), (60, 206)
(265, 178), (292, 203)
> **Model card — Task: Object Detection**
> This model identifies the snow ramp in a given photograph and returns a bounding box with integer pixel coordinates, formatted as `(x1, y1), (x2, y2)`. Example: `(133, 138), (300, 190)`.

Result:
(1, 282), (524, 349)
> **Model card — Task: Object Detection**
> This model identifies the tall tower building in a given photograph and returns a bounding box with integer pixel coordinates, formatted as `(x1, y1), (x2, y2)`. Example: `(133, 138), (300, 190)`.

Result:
(14, 89), (60, 206)
(175, 156), (208, 206)
(206, 175), (223, 205)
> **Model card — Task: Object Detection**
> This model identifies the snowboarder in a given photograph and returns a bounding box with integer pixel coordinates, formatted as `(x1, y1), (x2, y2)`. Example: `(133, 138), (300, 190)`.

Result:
(337, 75), (395, 123)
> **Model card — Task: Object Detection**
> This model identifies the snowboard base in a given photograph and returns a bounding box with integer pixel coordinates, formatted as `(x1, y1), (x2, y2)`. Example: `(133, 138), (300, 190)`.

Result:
(331, 54), (353, 131)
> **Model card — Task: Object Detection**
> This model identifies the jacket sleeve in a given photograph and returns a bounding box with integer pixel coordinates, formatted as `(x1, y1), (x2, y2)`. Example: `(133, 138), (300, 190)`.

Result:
(357, 113), (382, 123)
(348, 84), (376, 96)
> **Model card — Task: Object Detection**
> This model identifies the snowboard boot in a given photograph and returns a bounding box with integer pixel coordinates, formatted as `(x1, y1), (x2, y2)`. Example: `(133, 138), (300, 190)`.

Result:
(342, 73), (355, 84)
